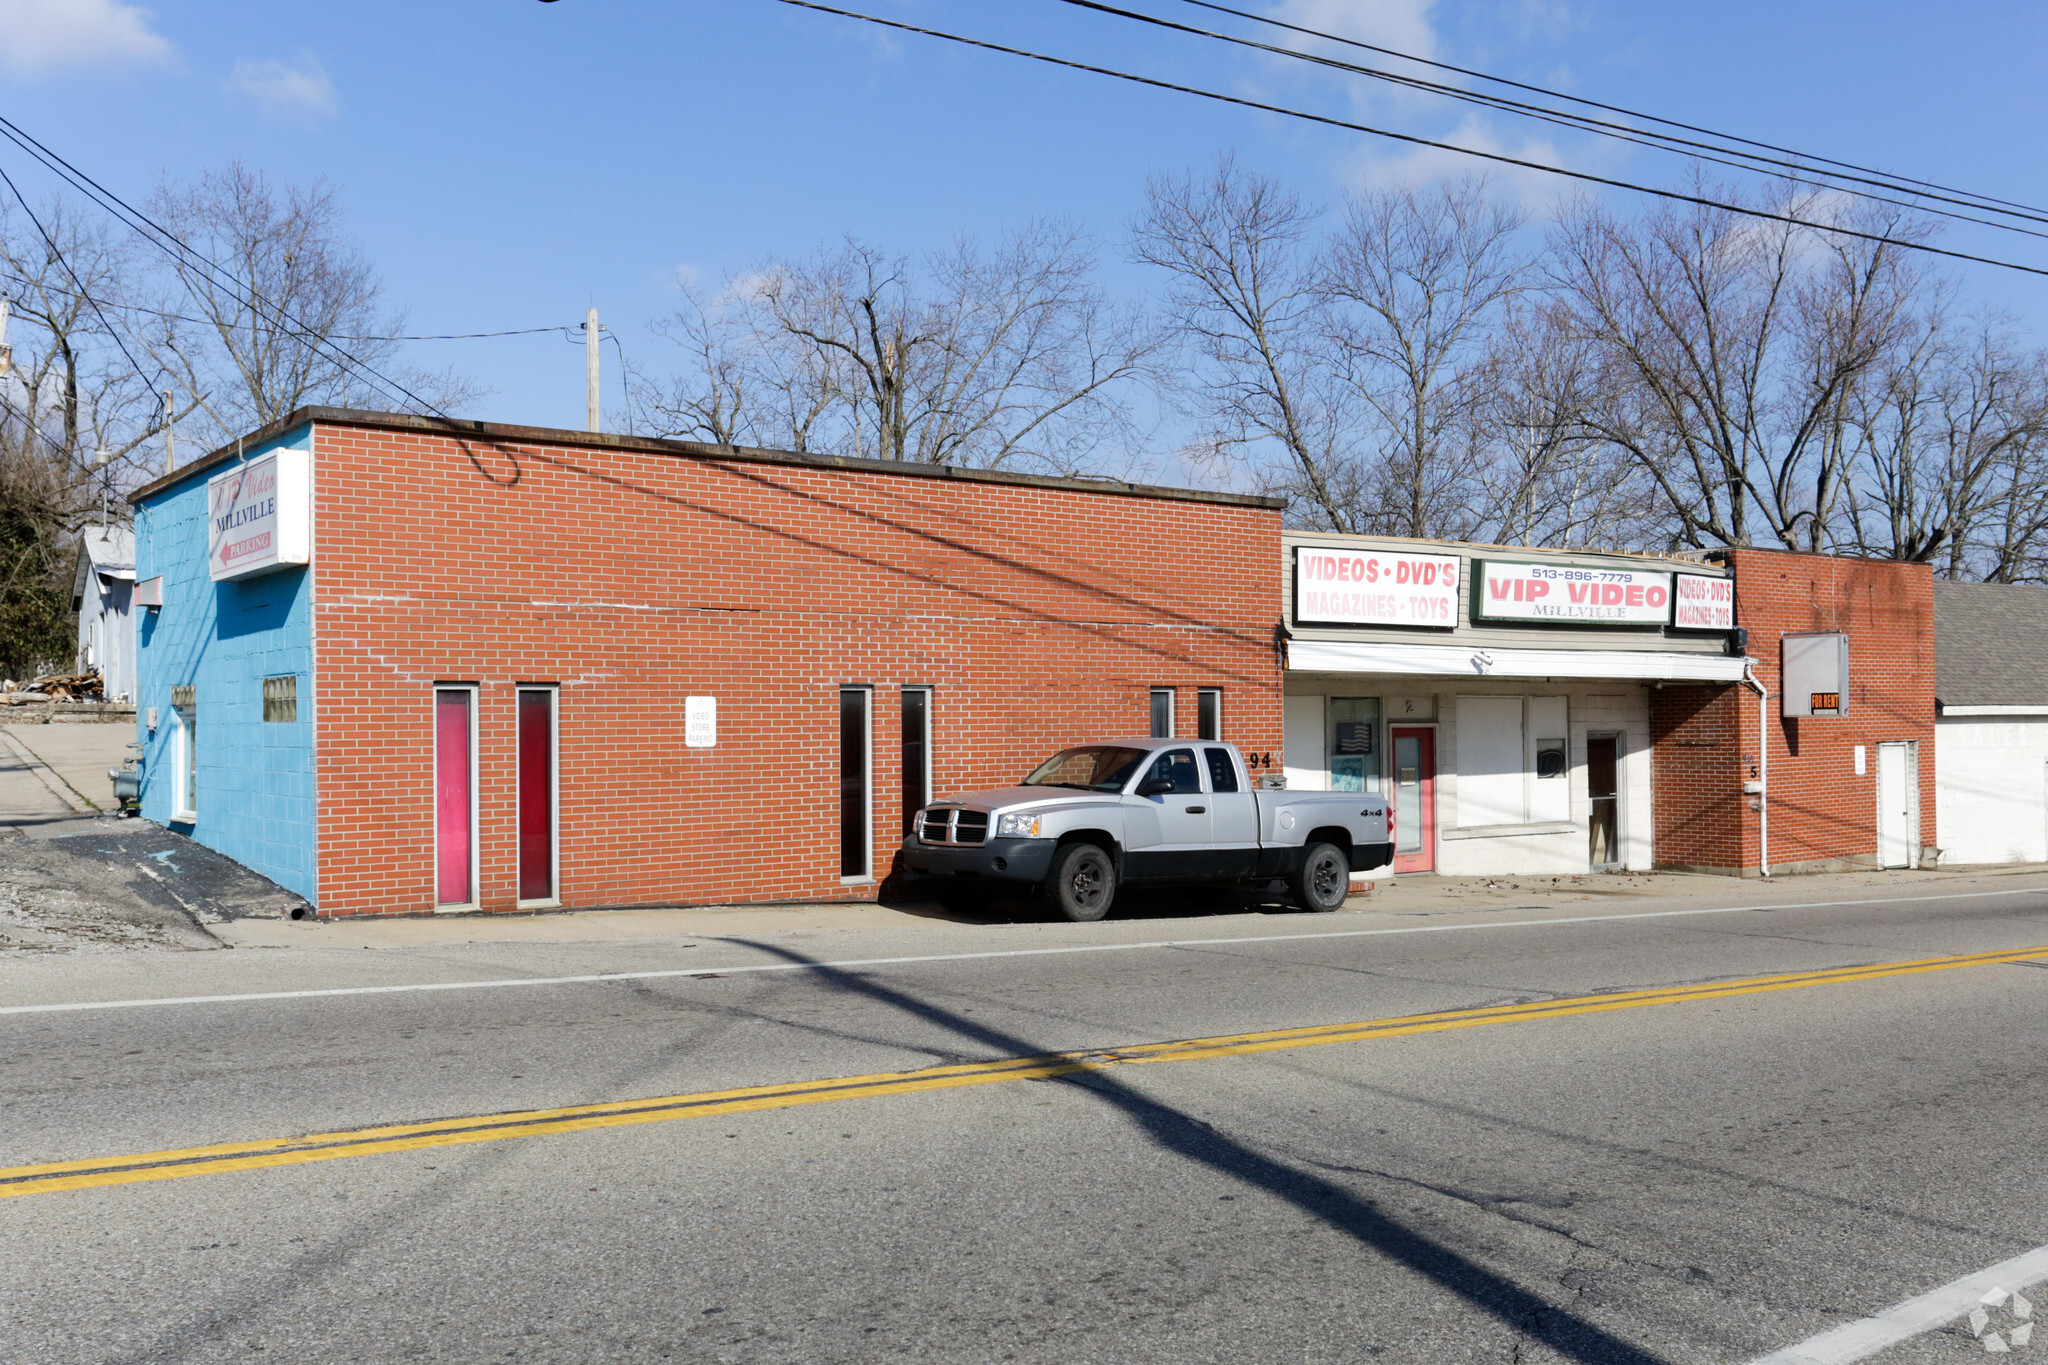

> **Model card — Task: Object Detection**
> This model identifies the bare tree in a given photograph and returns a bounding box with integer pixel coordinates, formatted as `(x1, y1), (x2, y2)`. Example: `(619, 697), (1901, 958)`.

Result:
(637, 224), (1158, 475)
(1132, 156), (1359, 527)
(1472, 296), (1657, 549)
(1841, 312), (2048, 578)
(1322, 177), (1528, 539)
(140, 163), (478, 447)
(1548, 182), (1922, 550)
(0, 197), (166, 675)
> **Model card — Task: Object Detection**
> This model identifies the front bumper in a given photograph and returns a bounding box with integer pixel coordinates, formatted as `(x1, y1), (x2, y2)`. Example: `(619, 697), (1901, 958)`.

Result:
(899, 837), (1056, 885)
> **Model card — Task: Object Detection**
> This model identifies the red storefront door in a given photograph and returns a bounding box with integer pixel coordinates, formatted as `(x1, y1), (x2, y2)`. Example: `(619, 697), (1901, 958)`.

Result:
(1391, 726), (1436, 874)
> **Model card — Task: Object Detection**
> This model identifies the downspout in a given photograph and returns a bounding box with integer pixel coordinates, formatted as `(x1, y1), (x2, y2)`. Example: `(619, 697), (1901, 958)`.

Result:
(1742, 660), (1770, 878)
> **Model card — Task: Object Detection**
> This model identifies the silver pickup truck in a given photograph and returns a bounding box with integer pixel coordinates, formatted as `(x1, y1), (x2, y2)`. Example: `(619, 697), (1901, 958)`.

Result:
(902, 739), (1393, 922)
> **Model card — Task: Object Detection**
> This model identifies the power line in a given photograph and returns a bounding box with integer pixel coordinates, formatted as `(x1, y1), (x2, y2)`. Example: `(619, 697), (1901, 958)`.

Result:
(768, 0), (2048, 280)
(1167, 0), (2048, 224)
(0, 115), (446, 418)
(1055, 0), (2048, 241)
(0, 272), (587, 341)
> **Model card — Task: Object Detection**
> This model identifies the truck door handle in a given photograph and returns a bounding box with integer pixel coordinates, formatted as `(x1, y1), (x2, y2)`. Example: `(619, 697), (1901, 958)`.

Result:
(1186, 805), (1206, 814)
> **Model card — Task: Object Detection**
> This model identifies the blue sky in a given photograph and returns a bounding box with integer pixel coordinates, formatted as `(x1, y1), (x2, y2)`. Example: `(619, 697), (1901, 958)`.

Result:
(6, 0), (2047, 436)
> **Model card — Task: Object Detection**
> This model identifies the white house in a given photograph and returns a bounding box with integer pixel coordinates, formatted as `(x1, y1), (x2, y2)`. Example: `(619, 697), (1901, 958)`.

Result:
(1934, 580), (2048, 865)
(71, 525), (136, 700)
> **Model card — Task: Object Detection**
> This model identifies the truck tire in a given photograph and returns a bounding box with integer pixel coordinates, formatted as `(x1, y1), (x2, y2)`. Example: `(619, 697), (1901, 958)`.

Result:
(1290, 841), (1350, 913)
(1043, 843), (1116, 923)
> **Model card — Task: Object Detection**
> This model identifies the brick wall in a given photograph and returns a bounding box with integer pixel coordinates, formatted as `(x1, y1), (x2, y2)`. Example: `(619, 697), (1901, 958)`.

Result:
(1649, 550), (1935, 875)
(309, 420), (1284, 916)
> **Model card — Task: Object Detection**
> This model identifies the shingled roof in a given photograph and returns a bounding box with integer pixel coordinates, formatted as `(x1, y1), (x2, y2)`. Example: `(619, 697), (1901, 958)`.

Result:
(1933, 580), (2048, 707)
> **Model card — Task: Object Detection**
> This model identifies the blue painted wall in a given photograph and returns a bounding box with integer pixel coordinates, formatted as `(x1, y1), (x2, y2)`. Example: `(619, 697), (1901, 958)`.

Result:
(134, 425), (318, 903)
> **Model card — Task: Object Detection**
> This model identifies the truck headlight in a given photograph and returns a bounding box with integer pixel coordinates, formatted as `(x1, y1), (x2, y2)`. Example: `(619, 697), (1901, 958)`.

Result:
(996, 813), (1042, 838)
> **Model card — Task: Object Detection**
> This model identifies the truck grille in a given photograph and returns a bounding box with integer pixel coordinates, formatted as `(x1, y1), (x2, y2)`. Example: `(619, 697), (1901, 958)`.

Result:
(919, 809), (989, 846)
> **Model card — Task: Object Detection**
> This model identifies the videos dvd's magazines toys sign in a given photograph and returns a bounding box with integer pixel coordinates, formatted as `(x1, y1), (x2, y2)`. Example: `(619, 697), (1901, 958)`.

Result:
(1294, 547), (1460, 628)
(1673, 573), (1735, 630)
(1473, 560), (1673, 625)
(207, 449), (311, 582)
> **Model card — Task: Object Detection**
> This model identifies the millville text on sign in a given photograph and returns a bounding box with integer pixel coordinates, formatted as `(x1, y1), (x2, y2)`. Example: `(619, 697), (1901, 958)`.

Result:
(207, 448), (312, 582)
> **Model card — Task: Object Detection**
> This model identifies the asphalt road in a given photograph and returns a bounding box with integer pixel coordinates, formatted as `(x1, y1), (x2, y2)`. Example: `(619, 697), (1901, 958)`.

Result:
(4, 877), (2047, 1364)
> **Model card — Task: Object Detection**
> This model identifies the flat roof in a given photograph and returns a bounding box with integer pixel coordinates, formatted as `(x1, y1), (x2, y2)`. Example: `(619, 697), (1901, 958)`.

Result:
(127, 406), (1287, 512)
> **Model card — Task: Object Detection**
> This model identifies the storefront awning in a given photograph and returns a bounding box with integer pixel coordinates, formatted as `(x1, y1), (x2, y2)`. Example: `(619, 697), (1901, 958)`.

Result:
(1287, 639), (1750, 683)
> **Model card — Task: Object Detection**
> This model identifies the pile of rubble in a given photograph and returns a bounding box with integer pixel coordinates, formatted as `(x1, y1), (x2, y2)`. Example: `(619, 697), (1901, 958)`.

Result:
(1, 671), (104, 703)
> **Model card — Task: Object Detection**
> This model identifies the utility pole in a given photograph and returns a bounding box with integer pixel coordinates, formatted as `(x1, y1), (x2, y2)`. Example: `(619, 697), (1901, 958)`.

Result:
(585, 307), (601, 433)
(162, 390), (176, 474)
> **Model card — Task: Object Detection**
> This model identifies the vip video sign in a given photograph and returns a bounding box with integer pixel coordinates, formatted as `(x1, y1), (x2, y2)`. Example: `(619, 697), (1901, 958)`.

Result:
(1474, 561), (1673, 625)
(1294, 547), (1460, 628)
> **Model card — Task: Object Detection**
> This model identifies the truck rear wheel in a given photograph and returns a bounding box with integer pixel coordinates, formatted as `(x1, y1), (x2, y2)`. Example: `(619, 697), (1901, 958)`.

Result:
(1043, 843), (1116, 923)
(1290, 841), (1350, 912)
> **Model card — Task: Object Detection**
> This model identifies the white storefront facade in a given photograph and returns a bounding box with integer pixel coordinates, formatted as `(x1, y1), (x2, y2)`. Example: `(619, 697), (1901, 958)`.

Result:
(1281, 534), (1746, 877)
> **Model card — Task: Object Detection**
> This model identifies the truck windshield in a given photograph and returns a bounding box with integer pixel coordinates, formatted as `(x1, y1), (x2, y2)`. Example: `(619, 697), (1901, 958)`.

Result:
(1022, 746), (1148, 793)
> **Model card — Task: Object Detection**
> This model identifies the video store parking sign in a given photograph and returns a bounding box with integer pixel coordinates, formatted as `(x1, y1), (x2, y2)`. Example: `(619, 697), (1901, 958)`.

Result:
(1474, 561), (1673, 625)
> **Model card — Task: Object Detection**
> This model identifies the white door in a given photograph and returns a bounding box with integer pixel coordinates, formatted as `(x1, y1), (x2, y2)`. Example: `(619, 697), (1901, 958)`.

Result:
(1876, 742), (1913, 869)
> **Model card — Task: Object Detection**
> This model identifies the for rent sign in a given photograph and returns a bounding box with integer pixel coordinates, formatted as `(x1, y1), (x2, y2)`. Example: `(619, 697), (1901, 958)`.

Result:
(207, 448), (311, 582)
(1673, 573), (1735, 630)
(1293, 547), (1460, 628)
(1474, 561), (1673, 625)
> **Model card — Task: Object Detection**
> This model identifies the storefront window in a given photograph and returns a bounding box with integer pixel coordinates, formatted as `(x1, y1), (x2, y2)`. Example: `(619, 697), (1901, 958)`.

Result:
(1327, 697), (1381, 793)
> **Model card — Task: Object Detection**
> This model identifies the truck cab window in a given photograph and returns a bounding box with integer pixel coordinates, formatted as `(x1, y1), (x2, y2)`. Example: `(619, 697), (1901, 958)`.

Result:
(1145, 748), (1202, 795)
(1203, 747), (1240, 793)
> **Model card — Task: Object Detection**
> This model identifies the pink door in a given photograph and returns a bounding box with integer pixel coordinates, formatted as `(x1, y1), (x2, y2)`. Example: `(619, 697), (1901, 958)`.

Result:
(435, 689), (474, 905)
(1391, 726), (1436, 874)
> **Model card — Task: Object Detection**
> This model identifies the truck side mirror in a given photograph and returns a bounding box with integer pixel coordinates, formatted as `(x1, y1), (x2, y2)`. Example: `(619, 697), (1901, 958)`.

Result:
(1138, 777), (1174, 796)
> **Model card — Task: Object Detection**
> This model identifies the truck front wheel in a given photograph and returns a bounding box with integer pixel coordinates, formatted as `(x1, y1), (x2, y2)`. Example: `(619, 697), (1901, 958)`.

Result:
(1043, 843), (1116, 923)
(1290, 841), (1350, 912)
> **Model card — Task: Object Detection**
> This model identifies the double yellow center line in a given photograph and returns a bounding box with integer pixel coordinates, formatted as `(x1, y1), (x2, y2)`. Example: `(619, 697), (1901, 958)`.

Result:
(6, 943), (2043, 1201)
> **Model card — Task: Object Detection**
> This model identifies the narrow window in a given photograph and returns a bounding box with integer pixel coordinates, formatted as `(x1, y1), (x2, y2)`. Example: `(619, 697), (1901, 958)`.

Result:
(262, 675), (299, 723)
(1197, 688), (1222, 741)
(518, 687), (557, 903)
(1149, 688), (1175, 738)
(840, 688), (871, 880)
(900, 687), (931, 835)
(434, 687), (476, 907)
(171, 684), (197, 819)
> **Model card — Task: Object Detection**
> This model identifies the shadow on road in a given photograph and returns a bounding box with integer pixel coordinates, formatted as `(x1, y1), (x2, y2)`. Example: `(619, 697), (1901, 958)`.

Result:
(722, 935), (1670, 1364)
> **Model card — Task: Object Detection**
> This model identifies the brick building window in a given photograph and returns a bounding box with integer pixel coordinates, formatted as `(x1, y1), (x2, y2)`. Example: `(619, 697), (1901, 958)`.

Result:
(262, 675), (298, 723)
(900, 687), (931, 836)
(1197, 688), (1222, 741)
(840, 688), (872, 881)
(1149, 688), (1175, 738)
(517, 687), (558, 903)
(434, 687), (477, 908)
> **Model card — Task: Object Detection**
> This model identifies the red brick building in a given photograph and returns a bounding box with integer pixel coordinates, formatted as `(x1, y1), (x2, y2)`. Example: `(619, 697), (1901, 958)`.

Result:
(1651, 550), (1936, 875)
(130, 408), (1284, 917)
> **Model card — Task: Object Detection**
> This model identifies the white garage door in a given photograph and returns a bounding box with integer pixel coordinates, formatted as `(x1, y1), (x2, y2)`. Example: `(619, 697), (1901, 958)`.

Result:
(1936, 717), (2048, 864)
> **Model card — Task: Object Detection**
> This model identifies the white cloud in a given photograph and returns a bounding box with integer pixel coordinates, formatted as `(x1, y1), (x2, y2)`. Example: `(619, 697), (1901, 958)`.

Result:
(1272, 0), (1438, 60)
(0, 0), (174, 77)
(226, 54), (338, 121)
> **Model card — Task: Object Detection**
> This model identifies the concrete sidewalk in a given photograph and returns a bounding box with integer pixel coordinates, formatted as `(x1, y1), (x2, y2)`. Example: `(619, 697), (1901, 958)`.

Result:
(212, 862), (2048, 949)
(0, 724), (133, 815)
